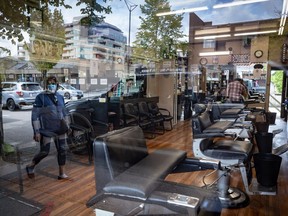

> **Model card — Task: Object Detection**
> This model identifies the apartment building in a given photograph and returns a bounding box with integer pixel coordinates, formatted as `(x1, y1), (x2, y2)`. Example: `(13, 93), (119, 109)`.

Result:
(58, 16), (127, 91)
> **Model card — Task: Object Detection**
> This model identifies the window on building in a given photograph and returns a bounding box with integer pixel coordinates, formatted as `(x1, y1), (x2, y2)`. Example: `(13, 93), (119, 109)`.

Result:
(203, 39), (216, 49)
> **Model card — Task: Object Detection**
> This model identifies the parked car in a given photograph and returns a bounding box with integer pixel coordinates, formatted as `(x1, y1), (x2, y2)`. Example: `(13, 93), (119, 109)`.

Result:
(57, 83), (84, 99)
(1, 81), (42, 111)
(243, 79), (266, 94)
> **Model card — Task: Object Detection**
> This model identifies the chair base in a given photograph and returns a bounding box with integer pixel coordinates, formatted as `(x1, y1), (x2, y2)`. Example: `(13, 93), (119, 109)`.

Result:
(207, 185), (250, 209)
(218, 187), (250, 209)
(204, 168), (250, 209)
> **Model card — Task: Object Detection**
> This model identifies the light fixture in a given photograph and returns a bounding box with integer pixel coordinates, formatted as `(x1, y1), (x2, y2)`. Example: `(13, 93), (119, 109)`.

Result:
(157, 0), (269, 17)
(279, 26), (284, 35)
(199, 51), (231, 57)
(195, 34), (231, 40)
(279, 15), (287, 28)
(156, 6), (208, 16)
(279, 0), (288, 35)
(234, 30), (277, 36)
(195, 27), (231, 36)
(213, 0), (269, 9)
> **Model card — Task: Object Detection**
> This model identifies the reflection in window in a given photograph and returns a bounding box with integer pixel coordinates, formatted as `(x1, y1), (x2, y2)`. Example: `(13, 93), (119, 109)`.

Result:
(203, 39), (216, 48)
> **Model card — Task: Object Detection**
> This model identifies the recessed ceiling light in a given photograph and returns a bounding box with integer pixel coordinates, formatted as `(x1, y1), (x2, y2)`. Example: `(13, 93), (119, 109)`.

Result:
(213, 0), (269, 9)
(195, 34), (231, 40)
(234, 30), (277, 36)
(199, 51), (231, 56)
(156, 6), (208, 16)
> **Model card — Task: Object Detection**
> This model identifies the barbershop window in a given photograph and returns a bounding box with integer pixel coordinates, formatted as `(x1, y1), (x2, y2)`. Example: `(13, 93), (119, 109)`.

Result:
(0, 0), (286, 143)
(0, 3), (287, 216)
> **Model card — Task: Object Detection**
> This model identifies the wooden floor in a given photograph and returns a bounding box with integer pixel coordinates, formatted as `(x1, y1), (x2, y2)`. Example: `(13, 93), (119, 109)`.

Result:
(0, 118), (288, 216)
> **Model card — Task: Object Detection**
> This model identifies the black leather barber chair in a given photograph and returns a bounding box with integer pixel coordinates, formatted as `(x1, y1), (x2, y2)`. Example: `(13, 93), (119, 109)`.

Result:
(192, 107), (257, 208)
(193, 137), (253, 208)
(87, 126), (222, 216)
(193, 103), (244, 121)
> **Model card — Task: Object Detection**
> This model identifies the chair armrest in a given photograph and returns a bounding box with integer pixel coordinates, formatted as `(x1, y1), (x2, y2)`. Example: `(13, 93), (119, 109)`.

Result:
(92, 119), (109, 127)
(70, 123), (91, 132)
(173, 157), (220, 173)
(123, 113), (140, 125)
(158, 108), (171, 115)
(194, 133), (225, 139)
(139, 111), (153, 118)
(123, 113), (139, 120)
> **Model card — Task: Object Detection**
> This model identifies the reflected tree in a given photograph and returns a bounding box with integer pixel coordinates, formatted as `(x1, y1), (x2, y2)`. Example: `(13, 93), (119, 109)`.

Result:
(0, 0), (113, 44)
(133, 0), (185, 60)
(25, 7), (66, 87)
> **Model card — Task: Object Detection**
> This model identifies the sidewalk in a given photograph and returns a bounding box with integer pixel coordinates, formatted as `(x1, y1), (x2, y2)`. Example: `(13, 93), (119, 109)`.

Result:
(0, 157), (18, 176)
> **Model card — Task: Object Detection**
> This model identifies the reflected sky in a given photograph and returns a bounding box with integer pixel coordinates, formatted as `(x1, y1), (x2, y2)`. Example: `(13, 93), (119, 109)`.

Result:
(60, 0), (283, 41)
(0, 0), (284, 56)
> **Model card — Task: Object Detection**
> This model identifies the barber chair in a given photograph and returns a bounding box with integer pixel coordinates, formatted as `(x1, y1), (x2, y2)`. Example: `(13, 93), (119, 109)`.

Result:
(204, 103), (245, 121)
(191, 104), (287, 208)
(193, 137), (253, 208)
(86, 126), (222, 216)
(191, 105), (256, 208)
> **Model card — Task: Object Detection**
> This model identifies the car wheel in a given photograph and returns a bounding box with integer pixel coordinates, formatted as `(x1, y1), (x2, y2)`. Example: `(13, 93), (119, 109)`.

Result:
(7, 99), (17, 111)
(64, 92), (71, 99)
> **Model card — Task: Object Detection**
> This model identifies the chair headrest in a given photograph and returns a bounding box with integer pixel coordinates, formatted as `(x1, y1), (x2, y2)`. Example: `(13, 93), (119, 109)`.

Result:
(194, 104), (207, 114)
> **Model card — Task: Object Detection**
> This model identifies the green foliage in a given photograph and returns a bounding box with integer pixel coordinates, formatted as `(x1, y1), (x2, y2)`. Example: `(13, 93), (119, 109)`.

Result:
(0, 47), (11, 56)
(77, 0), (112, 25)
(133, 0), (185, 60)
(2, 142), (15, 154)
(30, 8), (65, 38)
(271, 71), (283, 93)
(0, 0), (113, 44)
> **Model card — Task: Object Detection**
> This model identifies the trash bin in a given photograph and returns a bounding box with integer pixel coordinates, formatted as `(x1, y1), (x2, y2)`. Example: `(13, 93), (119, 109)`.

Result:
(255, 132), (273, 153)
(254, 122), (269, 133)
(253, 153), (282, 187)
(266, 112), (277, 125)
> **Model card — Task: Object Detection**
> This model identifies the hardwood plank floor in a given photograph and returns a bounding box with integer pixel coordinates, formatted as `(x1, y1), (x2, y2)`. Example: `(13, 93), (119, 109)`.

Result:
(0, 118), (287, 215)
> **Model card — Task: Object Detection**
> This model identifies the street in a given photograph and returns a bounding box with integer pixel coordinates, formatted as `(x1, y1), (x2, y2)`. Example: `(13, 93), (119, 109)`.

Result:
(2, 90), (105, 148)
(3, 107), (35, 148)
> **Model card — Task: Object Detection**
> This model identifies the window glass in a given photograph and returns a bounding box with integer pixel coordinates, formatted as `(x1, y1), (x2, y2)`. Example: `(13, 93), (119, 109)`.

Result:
(0, 0), (285, 141)
(203, 39), (216, 49)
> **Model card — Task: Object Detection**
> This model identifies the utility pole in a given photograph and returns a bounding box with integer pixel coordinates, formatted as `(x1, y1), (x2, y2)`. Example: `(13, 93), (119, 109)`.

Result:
(124, 0), (137, 74)
(0, 63), (4, 155)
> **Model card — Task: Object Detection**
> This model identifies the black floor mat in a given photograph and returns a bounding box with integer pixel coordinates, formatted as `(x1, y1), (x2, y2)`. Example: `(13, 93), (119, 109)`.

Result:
(0, 188), (43, 216)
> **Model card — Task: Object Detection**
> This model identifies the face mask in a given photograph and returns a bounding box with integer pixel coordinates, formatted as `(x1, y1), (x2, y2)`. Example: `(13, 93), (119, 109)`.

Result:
(47, 84), (57, 93)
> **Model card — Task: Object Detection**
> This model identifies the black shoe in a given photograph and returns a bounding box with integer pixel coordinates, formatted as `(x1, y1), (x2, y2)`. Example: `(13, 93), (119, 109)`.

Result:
(26, 165), (35, 178)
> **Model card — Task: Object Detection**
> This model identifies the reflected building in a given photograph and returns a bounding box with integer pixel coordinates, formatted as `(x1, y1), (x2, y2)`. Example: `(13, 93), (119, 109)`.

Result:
(58, 16), (127, 91)
(0, 57), (41, 82)
(188, 12), (282, 111)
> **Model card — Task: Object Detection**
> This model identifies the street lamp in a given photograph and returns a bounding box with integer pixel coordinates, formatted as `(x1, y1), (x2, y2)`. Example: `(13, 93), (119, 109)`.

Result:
(124, 0), (137, 74)
(124, 0), (138, 47)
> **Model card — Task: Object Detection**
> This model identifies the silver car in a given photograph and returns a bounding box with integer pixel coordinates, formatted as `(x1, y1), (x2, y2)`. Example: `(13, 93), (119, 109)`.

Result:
(57, 83), (83, 99)
(2, 81), (42, 111)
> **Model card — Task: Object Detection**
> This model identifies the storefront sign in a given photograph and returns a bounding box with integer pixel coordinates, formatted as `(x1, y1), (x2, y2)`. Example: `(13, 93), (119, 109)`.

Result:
(231, 54), (250, 63)
(29, 38), (65, 63)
